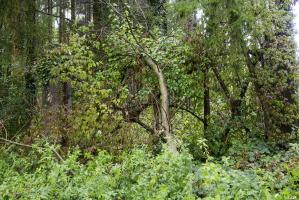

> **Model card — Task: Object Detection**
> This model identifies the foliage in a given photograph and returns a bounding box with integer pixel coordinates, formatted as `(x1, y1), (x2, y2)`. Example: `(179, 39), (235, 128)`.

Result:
(34, 32), (128, 149)
(0, 143), (298, 199)
(0, 0), (299, 199)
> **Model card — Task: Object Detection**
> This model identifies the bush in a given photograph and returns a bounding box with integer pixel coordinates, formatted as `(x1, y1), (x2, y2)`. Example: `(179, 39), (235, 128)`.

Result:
(0, 143), (298, 199)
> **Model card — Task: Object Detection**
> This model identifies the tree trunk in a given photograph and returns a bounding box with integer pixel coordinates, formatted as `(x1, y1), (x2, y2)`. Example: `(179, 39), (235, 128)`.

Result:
(43, 0), (53, 107)
(59, 0), (66, 43)
(153, 101), (162, 134)
(245, 52), (273, 140)
(47, 0), (53, 41)
(203, 66), (210, 135)
(71, 0), (76, 23)
(144, 56), (177, 153)
(25, 0), (37, 107)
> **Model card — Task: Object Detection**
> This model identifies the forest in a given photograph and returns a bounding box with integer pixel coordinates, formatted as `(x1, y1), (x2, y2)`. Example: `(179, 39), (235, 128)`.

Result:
(0, 0), (298, 199)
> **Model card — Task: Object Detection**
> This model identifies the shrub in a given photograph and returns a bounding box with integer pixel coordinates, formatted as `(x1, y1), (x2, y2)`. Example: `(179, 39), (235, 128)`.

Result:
(0, 143), (298, 199)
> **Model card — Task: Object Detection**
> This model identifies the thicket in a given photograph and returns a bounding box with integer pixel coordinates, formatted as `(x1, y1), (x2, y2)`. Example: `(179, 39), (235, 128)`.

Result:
(0, 0), (298, 199)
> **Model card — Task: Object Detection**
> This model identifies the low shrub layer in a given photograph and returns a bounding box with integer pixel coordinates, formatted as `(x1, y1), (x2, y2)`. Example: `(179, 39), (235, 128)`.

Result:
(0, 144), (298, 199)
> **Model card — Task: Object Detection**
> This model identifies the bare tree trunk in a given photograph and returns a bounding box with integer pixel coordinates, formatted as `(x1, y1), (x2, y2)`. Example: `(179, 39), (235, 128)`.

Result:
(59, 0), (66, 43)
(47, 0), (53, 41)
(203, 67), (210, 135)
(71, 0), (76, 23)
(144, 56), (177, 153)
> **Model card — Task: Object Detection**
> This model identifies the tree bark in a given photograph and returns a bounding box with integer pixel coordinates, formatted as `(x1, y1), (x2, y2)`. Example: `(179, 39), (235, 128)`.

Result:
(47, 0), (53, 41)
(25, 0), (37, 107)
(203, 66), (210, 135)
(71, 0), (76, 23)
(153, 100), (162, 134)
(144, 56), (177, 153)
(43, 0), (53, 107)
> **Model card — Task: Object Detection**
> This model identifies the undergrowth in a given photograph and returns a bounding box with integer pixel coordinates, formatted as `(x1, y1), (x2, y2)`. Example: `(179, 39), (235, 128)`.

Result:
(0, 143), (298, 200)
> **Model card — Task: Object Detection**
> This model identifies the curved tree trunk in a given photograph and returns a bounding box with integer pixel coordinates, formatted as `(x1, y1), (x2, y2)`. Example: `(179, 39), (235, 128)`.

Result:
(144, 56), (177, 153)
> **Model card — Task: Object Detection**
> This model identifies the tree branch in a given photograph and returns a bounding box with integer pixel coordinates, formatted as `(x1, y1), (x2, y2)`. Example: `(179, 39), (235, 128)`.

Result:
(132, 118), (155, 134)
(35, 9), (72, 22)
(170, 105), (204, 123)
(0, 137), (64, 162)
(211, 66), (231, 102)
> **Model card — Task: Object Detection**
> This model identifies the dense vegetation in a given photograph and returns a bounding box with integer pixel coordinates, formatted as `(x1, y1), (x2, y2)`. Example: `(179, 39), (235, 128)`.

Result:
(0, 0), (298, 199)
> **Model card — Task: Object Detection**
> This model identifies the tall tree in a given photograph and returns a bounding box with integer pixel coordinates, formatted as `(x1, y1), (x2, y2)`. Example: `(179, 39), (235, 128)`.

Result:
(25, 0), (37, 105)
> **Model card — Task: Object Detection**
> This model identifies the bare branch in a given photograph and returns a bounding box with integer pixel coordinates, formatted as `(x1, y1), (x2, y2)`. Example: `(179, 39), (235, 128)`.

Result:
(171, 105), (204, 123)
(0, 137), (64, 162)
(132, 118), (155, 134)
(211, 66), (231, 102)
(35, 9), (72, 22)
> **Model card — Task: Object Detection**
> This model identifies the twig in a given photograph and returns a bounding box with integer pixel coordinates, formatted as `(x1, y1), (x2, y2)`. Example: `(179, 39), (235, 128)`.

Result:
(0, 137), (64, 162)
(0, 137), (32, 148)
(0, 120), (8, 140)
(132, 118), (155, 134)
(172, 105), (204, 123)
